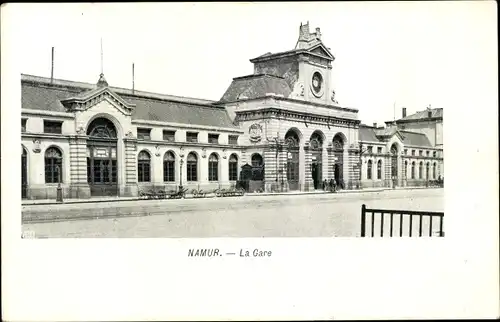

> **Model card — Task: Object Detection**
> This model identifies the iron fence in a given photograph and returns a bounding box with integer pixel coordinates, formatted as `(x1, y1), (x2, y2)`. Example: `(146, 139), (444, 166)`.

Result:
(361, 204), (444, 237)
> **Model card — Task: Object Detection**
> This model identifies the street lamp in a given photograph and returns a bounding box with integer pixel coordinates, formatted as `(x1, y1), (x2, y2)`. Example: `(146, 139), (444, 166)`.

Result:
(56, 165), (63, 202)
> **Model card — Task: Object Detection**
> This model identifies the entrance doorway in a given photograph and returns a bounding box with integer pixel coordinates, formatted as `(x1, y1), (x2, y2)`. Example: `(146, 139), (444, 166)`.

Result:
(285, 130), (300, 191)
(334, 163), (342, 187)
(309, 131), (324, 190)
(333, 134), (345, 189)
(390, 144), (398, 188)
(22, 147), (27, 199)
(86, 118), (118, 197)
(311, 159), (322, 189)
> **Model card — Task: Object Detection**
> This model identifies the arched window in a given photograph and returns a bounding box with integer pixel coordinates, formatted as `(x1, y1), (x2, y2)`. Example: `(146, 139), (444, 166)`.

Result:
(137, 150), (151, 182)
(187, 152), (198, 182)
(208, 153), (219, 181)
(163, 151), (175, 182)
(367, 160), (373, 179)
(419, 161), (423, 179)
(45, 147), (63, 183)
(251, 153), (263, 167)
(433, 162), (437, 179)
(229, 154), (238, 181)
(377, 160), (382, 179)
(411, 161), (416, 179)
(404, 160), (408, 178)
(426, 162), (430, 180)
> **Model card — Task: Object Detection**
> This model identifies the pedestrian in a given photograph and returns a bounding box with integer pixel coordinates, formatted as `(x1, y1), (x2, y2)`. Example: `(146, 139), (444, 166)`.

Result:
(323, 179), (327, 191)
(329, 178), (335, 193)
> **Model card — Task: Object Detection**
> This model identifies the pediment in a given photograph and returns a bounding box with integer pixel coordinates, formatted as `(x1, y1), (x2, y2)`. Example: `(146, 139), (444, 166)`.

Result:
(307, 43), (335, 60)
(60, 87), (135, 116)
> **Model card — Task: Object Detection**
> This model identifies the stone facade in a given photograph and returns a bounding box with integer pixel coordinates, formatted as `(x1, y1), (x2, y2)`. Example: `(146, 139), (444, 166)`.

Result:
(20, 23), (444, 200)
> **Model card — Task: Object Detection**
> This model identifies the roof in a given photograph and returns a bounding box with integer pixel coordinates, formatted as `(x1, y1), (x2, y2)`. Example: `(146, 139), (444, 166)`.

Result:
(359, 126), (380, 142)
(398, 108), (443, 122)
(218, 74), (292, 103)
(359, 125), (432, 147)
(21, 74), (237, 129)
(400, 131), (432, 147)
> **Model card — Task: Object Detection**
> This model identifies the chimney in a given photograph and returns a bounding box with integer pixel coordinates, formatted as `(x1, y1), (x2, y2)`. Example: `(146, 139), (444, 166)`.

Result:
(402, 107), (407, 118)
(373, 122), (377, 128)
(299, 21), (310, 40)
(51, 47), (54, 84)
(427, 110), (432, 118)
(315, 27), (321, 40)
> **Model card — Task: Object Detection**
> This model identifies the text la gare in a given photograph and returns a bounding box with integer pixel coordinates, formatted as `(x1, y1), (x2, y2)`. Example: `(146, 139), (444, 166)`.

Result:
(240, 248), (272, 257)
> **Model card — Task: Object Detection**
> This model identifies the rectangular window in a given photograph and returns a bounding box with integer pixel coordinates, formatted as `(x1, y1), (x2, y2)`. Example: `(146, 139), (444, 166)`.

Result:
(163, 161), (175, 182)
(208, 133), (219, 144)
(377, 147), (382, 154)
(21, 119), (27, 132)
(404, 149), (408, 155)
(163, 130), (176, 142)
(187, 162), (197, 181)
(367, 146), (373, 154)
(411, 150), (416, 156)
(186, 132), (198, 143)
(228, 135), (238, 145)
(229, 162), (238, 181)
(426, 151), (430, 157)
(419, 150), (423, 156)
(43, 120), (63, 134)
(137, 128), (151, 140)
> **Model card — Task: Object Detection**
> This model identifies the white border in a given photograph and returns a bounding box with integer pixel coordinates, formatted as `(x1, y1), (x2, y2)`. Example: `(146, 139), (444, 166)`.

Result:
(2, 3), (499, 321)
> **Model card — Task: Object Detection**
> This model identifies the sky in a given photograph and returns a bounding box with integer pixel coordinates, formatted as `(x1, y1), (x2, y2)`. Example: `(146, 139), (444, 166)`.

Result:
(3, 1), (497, 124)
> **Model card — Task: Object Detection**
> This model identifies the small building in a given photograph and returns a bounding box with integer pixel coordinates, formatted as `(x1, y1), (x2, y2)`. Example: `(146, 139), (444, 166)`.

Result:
(358, 107), (444, 188)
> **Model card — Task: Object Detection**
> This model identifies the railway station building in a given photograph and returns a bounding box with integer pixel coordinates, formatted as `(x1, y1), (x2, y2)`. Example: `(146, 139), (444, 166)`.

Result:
(20, 22), (444, 199)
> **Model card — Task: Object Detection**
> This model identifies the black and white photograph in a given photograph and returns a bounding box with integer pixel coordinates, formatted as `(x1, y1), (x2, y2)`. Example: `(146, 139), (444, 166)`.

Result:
(2, 2), (498, 321)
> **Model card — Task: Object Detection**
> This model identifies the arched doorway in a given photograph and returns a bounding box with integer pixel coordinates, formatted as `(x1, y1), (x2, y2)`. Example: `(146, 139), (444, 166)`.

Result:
(390, 143), (398, 187)
(285, 130), (300, 191)
(86, 117), (118, 196)
(310, 131), (324, 190)
(22, 146), (27, 199)
(333, 134), (344, 189)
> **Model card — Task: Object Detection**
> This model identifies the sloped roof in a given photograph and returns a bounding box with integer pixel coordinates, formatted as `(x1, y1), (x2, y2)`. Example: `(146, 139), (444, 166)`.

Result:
(218, 74), (292, 103)
(21, 74), (237, 129)
(359, 126), (381, 142)
(398, 108), (443, 121)
(359, 125), (432, 148)
(400, 131), (432, 147)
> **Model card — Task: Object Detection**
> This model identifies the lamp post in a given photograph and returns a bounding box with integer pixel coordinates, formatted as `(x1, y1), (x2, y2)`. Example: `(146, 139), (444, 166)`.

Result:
(56, 165), (63, 202)
(179, 159), (184, 191)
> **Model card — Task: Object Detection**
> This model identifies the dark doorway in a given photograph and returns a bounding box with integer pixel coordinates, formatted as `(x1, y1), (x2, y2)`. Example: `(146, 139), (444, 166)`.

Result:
(285, 130), (300, 191)
(87, 118), (118, 197)
(22, 147), (27, 199)
(311, 160), (322, 189)
(334, 163), (342, 188)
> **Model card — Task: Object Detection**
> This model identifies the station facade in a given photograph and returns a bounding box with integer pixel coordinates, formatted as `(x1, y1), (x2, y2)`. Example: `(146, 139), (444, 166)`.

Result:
(20, 23), (443, 199)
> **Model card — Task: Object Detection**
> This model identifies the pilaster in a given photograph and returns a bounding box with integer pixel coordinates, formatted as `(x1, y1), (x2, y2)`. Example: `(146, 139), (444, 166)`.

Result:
(327, 146), (334, 181)
(347, 148), (360, 190)
(123, 138), (138, 196)
(303, 143), (313, 191)
(68, 135), (90, 198)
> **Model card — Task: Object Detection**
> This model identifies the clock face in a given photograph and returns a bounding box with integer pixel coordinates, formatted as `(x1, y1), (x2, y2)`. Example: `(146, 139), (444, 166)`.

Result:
(312, 72), (323, 94)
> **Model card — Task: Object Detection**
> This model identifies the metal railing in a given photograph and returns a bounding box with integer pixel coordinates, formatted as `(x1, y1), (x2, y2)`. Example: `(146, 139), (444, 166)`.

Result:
(361, 204), (444, 237)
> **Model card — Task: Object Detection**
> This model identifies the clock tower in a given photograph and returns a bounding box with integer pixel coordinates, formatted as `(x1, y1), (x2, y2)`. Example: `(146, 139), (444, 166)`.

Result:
(249, 22), (337, 106)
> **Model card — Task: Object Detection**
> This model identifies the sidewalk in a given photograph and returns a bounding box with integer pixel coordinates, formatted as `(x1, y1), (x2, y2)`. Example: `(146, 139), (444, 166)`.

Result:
(22, 186), (441, 206)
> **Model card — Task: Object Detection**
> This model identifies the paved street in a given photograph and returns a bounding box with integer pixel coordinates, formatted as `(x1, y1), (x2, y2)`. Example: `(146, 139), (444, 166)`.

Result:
(22, 189), (443, 238)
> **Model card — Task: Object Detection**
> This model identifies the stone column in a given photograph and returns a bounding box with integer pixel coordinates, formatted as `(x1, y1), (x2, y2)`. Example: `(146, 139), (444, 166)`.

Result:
(279, 144), (289, 192)
(263, 146), (278, 192)
(68, 135), (91, 198)
(326, 144), (334, 181)
(346, 147), (360, 190)
(385, 154), (392, 188)
(123, 137), (138, 196)
(303, 143), (313, 191)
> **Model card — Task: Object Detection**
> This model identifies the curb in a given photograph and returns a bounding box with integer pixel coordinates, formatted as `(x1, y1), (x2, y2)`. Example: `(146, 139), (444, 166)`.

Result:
(22, 187), (442, 207)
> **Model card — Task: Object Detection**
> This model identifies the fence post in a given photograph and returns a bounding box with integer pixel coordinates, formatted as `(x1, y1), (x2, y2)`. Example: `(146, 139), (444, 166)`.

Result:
(361, 204), (366, 237)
